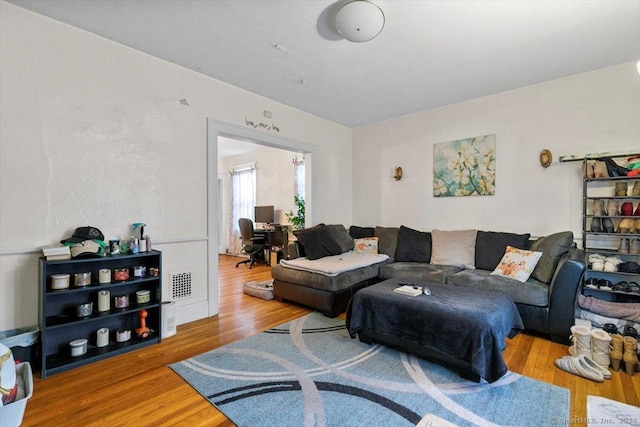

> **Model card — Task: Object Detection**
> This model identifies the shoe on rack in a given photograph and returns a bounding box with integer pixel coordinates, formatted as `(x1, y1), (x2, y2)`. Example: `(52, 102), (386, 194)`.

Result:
(594, 161), (609, 178)
(592, 199), (604, 216)
(606, 200), (619, 217)
(590, 217), (603, 232)
(584, 161), (595, 179)
(615, 182), (628, 197)
(621, 202), (634, 216)
(602, 217), (615, 233)
(569, 325), (592, 357)
(630, 239), (640, 255)
(618, 218), (633, 234)
(610, 333), (624, 371)
(635, 203), (640, 216)
(633, 181), (640, 197)
(555, 355), (604, 382)
(604, 256), (622, 272)
(603, 323), (618, 335)
(602, 157), (630, 177)
(618, 238), (630, 253)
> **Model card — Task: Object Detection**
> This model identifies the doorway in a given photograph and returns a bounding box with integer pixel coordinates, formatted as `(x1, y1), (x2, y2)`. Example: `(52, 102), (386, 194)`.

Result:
(207, 118), (316, 317)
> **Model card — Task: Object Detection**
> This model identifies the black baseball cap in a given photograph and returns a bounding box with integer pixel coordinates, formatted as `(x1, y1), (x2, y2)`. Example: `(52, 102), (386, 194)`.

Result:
(61, 226), (105, 244)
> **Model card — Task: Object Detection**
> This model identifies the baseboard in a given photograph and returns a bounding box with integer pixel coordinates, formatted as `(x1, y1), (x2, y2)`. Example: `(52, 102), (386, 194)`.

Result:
(175, 300), (209, 326)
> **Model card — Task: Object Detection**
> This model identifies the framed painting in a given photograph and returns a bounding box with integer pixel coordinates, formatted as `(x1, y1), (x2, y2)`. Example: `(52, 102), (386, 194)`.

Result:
(433, 134), (496, 197)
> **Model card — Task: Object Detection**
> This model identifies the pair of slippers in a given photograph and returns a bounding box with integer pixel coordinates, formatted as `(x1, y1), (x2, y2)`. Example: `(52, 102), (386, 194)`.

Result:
(588, 254), (622, 272)
(584, 278), (640, 294)
(555, 354), (610, 382)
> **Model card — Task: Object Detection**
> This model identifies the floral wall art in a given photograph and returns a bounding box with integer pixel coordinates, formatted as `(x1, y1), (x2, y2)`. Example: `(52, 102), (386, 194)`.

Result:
(433, 134), (496, 197)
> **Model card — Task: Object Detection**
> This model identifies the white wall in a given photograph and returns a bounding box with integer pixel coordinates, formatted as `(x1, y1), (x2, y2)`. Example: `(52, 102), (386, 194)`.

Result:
(0, 2), (351, 331)
(352, 62), (640, 240)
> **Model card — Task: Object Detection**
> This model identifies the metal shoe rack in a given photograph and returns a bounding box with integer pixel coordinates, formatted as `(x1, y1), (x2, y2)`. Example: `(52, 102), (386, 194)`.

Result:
(576, 152), (640, 302)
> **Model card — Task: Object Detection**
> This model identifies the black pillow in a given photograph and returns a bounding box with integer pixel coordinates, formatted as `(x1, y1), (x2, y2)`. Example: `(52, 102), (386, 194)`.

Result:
(475, 230), (531, 271)
(293, 224), (343, 260)
(349, 226), (375, 239)
(325, 224), (354, 253)
(395, 225), (431, 263)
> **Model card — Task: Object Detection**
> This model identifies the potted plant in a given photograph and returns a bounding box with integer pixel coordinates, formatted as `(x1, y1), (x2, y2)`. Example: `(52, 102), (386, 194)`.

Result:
(285, 195), (305, 231)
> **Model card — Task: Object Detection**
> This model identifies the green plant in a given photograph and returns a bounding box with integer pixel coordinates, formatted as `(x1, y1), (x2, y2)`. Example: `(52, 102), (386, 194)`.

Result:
(285, 195), (305, 230)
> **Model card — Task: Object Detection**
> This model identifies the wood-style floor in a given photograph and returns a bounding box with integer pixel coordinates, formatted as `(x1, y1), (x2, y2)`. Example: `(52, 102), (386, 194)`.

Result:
(23, 254), (639, 426)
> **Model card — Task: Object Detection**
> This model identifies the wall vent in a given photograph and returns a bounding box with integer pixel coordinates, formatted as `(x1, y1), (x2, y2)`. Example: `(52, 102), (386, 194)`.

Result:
(171, 272), (192, 300)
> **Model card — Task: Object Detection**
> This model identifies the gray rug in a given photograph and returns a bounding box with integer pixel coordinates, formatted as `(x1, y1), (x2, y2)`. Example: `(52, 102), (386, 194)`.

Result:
(170, 313), (569, 427)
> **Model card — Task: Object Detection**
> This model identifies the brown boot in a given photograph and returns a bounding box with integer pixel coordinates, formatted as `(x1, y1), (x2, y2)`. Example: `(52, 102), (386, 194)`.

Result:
(622, 336), (638, 376)
(594, 161), (608, 178)
(615, 182), (628, 196)
(610, 334), (624, 371)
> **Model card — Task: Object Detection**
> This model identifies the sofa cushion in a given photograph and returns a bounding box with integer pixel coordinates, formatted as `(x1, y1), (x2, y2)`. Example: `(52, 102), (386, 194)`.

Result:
(394, 225), (431, 263)
(490, 246), (543, 283)
(271, 262), (381, 293)
(293, 224), (342, 260)
(475, 230), (531, 271)
(430, 229), (477, 269)
(379, 262), (462, 284)
(349, 225), (375, 239)
(325, 224), (354, 253)
(529, 231), (574, 284)
(354, 237), (378, 254)
(375, 226), (399, 258)
(448, 269), (549, 306)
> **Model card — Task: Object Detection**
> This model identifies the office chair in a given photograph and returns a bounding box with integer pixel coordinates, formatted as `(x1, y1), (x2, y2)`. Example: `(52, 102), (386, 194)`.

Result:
(235, 218), (268, 269)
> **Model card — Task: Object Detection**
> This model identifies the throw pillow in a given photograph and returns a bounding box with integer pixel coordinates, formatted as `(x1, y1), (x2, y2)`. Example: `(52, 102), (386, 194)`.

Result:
(529, 231), (574, 284)
(394, 225), (431, 262)
(430, 229), (477, 269)
(293, 224), (343, 260)
(353, 237), (379, 254)
(349, 225), (375, 239)
(374, 226), (400, 258)
(490, 246), (543, 283)
(325, 224), (354, 253)
(475, 230), (531, 271)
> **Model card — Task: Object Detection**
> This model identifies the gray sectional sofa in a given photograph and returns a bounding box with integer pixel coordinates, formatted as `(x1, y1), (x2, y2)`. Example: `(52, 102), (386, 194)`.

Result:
(271, 224), (586, 344)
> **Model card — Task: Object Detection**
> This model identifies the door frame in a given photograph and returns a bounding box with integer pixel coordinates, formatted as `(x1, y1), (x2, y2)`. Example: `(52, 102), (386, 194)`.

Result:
(207, 118), (316, 316)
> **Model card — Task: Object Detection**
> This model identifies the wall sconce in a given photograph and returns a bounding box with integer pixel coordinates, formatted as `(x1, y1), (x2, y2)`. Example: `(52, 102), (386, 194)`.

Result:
(393, 166), (403, 181)
(539, 149), (552, 168)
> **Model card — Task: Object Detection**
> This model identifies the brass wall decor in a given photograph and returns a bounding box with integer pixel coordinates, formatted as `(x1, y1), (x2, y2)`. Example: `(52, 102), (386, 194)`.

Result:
(393, 166), (403, 181)
(539, 149), (552, 168)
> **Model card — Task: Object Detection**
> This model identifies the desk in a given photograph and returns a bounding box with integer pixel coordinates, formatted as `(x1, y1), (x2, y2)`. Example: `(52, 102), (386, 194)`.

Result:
(254, 226), (288, 266)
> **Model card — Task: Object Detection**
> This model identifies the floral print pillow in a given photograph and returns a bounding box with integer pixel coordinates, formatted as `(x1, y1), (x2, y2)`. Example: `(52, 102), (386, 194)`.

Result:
(490, 245), (543, 282)
(353, 237), (379, 255)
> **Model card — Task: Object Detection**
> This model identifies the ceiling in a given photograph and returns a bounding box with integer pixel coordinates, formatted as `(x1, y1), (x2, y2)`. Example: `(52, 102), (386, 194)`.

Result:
(9, 0), (640, 128)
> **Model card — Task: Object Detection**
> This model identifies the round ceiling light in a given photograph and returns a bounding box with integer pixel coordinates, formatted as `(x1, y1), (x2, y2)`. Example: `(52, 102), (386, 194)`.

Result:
(335, 0), (385, 43)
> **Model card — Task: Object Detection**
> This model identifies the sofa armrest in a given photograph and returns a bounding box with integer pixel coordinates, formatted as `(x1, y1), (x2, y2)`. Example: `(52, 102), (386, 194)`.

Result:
(547, 248), (585, 343)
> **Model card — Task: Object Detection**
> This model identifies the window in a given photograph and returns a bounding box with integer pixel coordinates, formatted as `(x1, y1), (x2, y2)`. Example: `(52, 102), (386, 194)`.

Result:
(294, 157), (305, 199)
(229, 163), (256, 254)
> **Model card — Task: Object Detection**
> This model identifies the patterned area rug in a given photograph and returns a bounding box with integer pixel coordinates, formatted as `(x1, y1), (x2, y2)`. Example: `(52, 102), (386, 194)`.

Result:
(170, 313), (569, 427)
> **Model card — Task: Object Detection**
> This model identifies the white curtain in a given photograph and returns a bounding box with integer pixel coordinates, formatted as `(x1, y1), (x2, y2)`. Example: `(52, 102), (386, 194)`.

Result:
(294, 157), (305, 199)
(228, 165), (256, 255)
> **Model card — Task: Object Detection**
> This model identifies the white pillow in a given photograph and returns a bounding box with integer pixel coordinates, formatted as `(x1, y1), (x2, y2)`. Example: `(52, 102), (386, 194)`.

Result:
(490, 246), (543, 283)
(353, 237), (379, 254)
(430, 229), (477, 269)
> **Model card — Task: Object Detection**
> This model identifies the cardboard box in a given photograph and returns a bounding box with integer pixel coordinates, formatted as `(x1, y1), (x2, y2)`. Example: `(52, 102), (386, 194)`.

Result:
(0, 362), (33, 426)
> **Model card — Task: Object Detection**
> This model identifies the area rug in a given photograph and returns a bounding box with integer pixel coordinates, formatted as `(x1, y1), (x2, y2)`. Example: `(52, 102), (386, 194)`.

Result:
(170, 313), (569, 427)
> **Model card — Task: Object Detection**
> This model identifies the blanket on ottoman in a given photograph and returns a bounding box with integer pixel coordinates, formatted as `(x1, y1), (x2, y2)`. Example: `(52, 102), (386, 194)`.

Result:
(346, 278), (523, 383)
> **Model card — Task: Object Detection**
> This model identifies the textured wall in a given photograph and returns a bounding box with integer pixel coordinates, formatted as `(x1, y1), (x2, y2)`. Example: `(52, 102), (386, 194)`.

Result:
(0, 2), (351, 330)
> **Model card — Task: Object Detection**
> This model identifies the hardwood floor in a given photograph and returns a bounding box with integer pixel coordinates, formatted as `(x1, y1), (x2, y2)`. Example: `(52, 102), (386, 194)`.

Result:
(23, 254), (639, 426)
